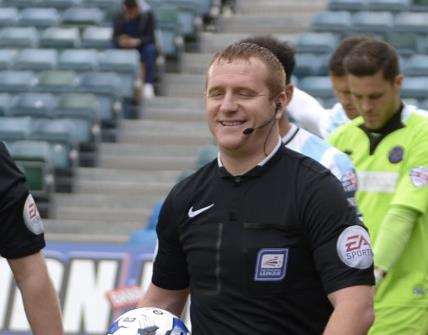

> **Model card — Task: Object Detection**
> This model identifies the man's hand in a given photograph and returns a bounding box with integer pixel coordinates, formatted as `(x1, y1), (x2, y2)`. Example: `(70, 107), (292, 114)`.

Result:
(118, 34), (141, 48)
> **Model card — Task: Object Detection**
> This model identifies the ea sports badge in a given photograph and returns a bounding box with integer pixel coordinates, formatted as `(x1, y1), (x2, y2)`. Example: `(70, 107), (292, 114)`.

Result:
(410, 167), (428, 188)
(23, 194), (44, 235)
(337, 226), (373, 269)
(388, 146), (404, 164)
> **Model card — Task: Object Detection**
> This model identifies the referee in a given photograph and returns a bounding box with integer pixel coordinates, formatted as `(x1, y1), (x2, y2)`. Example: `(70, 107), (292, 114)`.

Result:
(0, 142), (63, 334)
(139, 42), (375, 334)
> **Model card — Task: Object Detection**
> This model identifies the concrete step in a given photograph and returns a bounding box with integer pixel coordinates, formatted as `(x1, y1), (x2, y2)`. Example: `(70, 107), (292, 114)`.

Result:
(236, 0), (327, 15)
(44, 218), (145, 238)
(145, 96), (204, 110)
(99, 155), (197, 170)
(100, 142), (205, 157)
(121, 119), (208, 134)
(77, 167), (181, 183)
(219, 14), (313, 34)
(199, 32), (298, 53)
(54, 193), (162, 208)
(75, 179), (174, 195)
(143, 96), (205, 121)
(161, 73), (206, 98)
(181, 52), (214, 74)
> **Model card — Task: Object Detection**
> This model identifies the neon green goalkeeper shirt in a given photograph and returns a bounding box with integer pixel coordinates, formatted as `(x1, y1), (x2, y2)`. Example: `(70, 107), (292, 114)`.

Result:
(329, 104), (428, 307)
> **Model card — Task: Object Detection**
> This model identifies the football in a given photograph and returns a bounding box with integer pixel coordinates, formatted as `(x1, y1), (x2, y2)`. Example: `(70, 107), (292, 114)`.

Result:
(106, 307), (190, 335)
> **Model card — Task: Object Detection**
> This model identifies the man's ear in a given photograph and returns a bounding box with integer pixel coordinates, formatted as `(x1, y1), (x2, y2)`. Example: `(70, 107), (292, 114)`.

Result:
(394, 74), (404, 90)
(274, 91), (288, 120)
(285, 84), (294, 106)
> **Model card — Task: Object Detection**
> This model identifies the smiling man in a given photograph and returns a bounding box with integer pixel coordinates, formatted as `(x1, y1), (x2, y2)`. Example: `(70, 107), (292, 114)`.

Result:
(139, 42), (374, 335)
(329, 39), (428, 335)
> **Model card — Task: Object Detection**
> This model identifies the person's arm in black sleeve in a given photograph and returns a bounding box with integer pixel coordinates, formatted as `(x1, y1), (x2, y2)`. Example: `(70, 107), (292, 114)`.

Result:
(137, 10), (155, 47)
(299, 165), (374, 335)
(139, 188), (189, 316)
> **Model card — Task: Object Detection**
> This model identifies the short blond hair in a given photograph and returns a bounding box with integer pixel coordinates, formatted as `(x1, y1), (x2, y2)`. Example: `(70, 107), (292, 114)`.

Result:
(207, 42), (286, 99)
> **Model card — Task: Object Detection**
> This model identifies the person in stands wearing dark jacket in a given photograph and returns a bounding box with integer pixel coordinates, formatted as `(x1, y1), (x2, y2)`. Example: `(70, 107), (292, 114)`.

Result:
(113, 0), (156, 98)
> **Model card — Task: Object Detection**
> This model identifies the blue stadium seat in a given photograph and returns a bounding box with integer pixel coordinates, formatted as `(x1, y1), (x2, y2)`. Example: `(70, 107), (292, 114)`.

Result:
(295, 32), (340, 54)
(0, 94), (12, 116)
(14, 49), (58, 71)
(295, 53), (329, 77)
(62, 7), (104, 26)
(394, 12), (428, 34)
(36, 70), (78, 93)
(298, 76), (334, 99)
(366, 0), (410, 11)
(38, 0), (81, 9)
(403, 55), (428, 76)
(19, 8), (60, 28)
(0, 49), (17, 70)
(98, 49), (139, 73)
(401, 77), (428, 99)
(40, 27), (80, 48)
(58, 49), (98, 71)
(0, 116), (32, 140)
(9, 93), (57, 118)
(81, 26), (112, 48)
(386, 32), (417, 56)
(0, 27), (39, 48)
(0, 7), (19, 27)
(328, 0), (366, 11)
(0, 71), (38, 93)
(416, 36), (428, 54)
(311, 11), (352, 33)
(352, 11), (394, 33)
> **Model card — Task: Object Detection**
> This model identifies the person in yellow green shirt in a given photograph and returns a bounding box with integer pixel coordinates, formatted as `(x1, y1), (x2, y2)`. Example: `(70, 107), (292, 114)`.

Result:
(329, 39), (428, 335)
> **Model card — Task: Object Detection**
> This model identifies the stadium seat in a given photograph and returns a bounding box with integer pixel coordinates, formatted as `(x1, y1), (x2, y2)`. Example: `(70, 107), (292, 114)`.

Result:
(295, 32), (340, 54)
(386, 32), (417, 55)
(311, 11), (352, 33)
(328, 0), (366, 11)
(36, 70), (78, 93)
(58, 49), (98, 71)
(295, 53), (329, 77)
(0, 94), (12, 116)
(403, 55), (428, 76)
(9, 93), (57, 118)
(38, 0), (81, 9)
(19, 8), (61, 28)
(401, 77), (428, 99)
(78, 71), (121, 95)
(0, 27), (39, 48)
(14, 49), (58, 71)
(416, 36), (428, 54)
(62, 7), (105, 26)
(366, 0), (410, 11)
(394, 12), (428, 34)
(298, 76), (334, 99)
(81, 26), (112, 48)
(2, 0), (45, 8)
(0, 7), (19, 27)
(352, 11), (394, 33)
(98, 49), (139, 73)
(0, 49), (16, 70)
(0, 71), (38, 93)
(40, 27), (80, 48)
(0, 116), (32, 140)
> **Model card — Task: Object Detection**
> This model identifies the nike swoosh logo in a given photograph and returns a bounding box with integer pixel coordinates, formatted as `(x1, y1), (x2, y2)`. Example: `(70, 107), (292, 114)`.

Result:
(188, 203), (214, 218)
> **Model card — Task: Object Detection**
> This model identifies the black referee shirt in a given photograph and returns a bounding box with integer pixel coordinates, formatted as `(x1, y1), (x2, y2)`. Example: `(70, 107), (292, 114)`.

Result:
(153, 144), (374, 335)
(0, 142), (45, 259)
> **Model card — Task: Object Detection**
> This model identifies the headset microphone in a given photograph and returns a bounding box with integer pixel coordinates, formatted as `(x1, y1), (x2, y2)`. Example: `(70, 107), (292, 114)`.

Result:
(242, 101), (281, 135)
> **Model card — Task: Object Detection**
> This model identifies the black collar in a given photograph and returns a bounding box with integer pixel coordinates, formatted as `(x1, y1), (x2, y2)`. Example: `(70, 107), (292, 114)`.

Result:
(358, 104), (405, 155)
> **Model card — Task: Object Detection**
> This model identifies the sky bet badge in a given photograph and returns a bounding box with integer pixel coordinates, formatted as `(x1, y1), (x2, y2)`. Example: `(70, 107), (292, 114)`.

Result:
(254, 248), (288, 281)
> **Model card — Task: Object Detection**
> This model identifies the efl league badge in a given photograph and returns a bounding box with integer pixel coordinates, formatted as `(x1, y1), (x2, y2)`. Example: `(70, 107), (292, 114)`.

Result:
(254, 248), (288, 281)
(388, 146), (404, 164)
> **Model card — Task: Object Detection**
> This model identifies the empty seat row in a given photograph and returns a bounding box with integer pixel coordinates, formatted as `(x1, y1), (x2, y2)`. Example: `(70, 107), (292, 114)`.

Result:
(329, 0), (428, 12)
(312, 11), (428, 34)
(0, 7), (106, 28)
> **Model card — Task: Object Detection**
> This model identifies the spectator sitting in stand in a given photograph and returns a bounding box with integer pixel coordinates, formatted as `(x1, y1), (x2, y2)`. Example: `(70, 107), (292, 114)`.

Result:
(113, 0), (157, 99)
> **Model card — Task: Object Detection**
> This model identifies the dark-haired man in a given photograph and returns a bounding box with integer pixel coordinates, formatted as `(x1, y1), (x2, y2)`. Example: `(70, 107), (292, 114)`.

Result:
(139, 42), (375, 335)
(0, 142), (63, 335)
(329, 39), (428, 335)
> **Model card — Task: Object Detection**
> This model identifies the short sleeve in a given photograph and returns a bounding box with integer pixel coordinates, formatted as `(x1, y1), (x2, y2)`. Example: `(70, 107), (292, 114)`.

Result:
(0, 143), (45, 259)
(299, 168), (375, 294)
(391, 128), (428, 215)
(152, 189), (189, 290)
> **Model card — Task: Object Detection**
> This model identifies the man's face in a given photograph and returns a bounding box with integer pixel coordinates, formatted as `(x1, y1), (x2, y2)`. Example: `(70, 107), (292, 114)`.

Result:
(330, 74), (359, 120)
(205, 57), (282, 154)
(348, 71), (403, 130)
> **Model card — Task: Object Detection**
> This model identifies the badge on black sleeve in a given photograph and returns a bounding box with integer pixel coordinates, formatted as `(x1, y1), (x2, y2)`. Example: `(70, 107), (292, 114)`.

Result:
(336, 226), (373, 269)
(23, 194), (44, 235)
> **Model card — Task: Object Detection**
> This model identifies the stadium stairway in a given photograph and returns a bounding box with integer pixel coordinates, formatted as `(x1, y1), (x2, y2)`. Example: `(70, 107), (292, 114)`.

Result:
(45, 0), (327, 242)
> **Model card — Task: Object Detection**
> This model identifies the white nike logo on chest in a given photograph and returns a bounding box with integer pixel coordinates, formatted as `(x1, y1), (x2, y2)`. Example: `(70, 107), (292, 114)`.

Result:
(188, 203), (214, 218)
